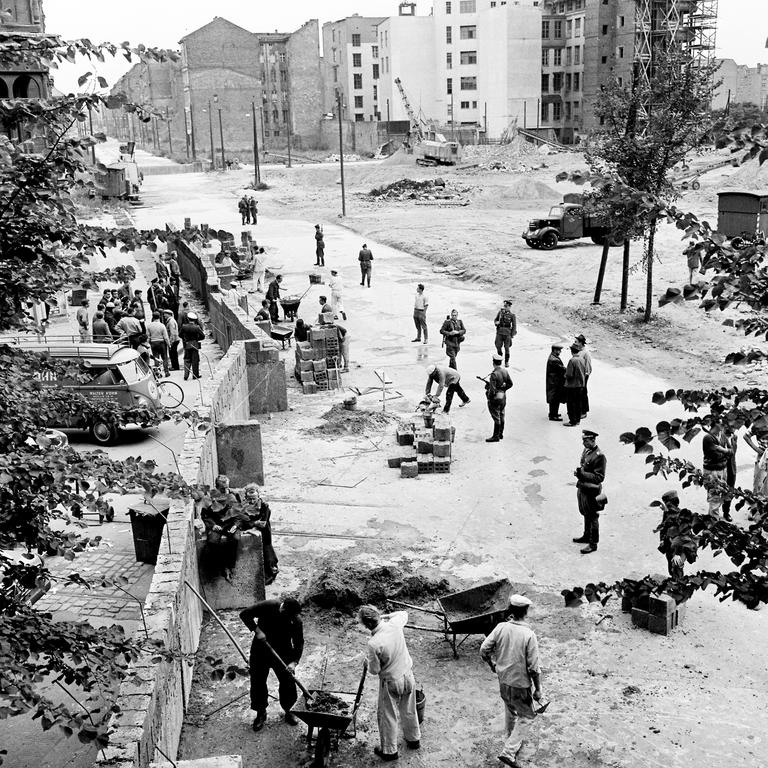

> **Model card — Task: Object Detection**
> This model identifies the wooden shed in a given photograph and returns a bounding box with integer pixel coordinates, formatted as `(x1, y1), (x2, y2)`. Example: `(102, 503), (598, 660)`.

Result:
(717, 191), (768, 242)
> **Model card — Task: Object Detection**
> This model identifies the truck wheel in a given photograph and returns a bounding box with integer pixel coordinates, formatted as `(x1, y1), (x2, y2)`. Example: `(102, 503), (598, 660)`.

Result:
(590, 234), (606, 245)
(730, 236), (745, 250)
(524, 239), (539, 249)
(89, 419), (119, 446)
(540, 231), (559, 250)
(691, 180), (700, 191)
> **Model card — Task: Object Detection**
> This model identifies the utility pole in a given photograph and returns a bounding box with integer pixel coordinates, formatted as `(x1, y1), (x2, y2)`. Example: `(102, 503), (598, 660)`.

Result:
(251, 100), (261, 185)
(166, 107), (173, 156)
(216, 98), (226, 170)
(337, 90), (346, 217)
(207, 99), (215, 170)
(386, 98), (390, 144)
(450, 90), (455, 141)
(286, 99), (292, 168)
(484, 102), (487, 137)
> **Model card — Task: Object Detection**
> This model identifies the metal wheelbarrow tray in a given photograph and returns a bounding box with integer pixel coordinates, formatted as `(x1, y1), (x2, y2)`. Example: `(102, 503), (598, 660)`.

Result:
(270, 323), (293, 348)
(389, 578), (514, 658)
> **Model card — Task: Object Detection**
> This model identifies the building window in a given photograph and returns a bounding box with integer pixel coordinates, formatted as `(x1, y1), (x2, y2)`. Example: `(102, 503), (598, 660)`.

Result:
(447, 52), (453, 69)
(373, 85), (378, 100)
(542, 48), (549, 66)
(553, 72), (563, 90)
(472, 100), (477, 108)
(541, 102), (549, 121)
(617, 76), (623, 87)
(355, 113), (364, 121)
(573, 72), (580, 90)
(459, 25), (477, 39)
(553, 48), (562, 66)
(446, 26), (452, 43)
(447, 77), (453, 94)
(567, 0), (573, 9)
(565, 72), (572, 91)
(353, 73), (363, 89)
(264, 129), (271, 137)
(574, 45), (580, 65)
(273, 129), (280, 136)
(333, 68), (338, 83)
(602, 24), (608, 34)
(373, 63), (380, 79)
(618, 46), (624, 58)
(352, 33), (361, 47)
(553, 102), (562, 121)
(372, 45), (378, 58)
(573, 100), (579, 112)
(566, 47), (572, 65)
(279, 52), (286, 63)
(542, 19), (550, 38)
(460, 76), (477, 90)
(460, 50), (477, 65)
(272, 109), (279, 121)
(541, 73), (549, 92)
(354, 95), (364, 108)
(601, 55), (607, 64)
(446, 0), (452, 12)
(554, 20), (562, 38)
(282, 109), (288, 123)
(459, 0), (476, 11)
(353, 53), (362, 67)
(566, 19), (572, 37)
(619, 15), (625, 26)
(460, 100), (470, 108)
(575, 18), (581, 36)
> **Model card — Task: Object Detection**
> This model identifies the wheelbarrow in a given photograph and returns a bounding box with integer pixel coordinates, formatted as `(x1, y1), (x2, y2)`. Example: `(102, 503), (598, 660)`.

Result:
(388, 578), (514, 658)
(280, 286), (311, 321)
(292, 661), (368, 768)
(270, 322), (294, 349)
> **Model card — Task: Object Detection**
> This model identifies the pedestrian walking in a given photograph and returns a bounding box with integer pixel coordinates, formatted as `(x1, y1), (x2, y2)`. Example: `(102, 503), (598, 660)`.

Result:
(240, 598), (303, 732)
(239, 196), (250, 225)
(147, 311), (171, 376)
(574, 334), (592, 419)
(425, 363), (470, 413)
(412, 284), (429, 344)
(480, 594), (543, 768)
(314, 224), (325, 267)
(266, 275), (283, 323)
(358, 243), (373, 286)
(545, 342), (565, 421)
(686, 243), (702, 285)
(328, 269), (346, 320)
(563, 344), (586, 427)
(163, 309), (180, 370)
(572, 429), (607, 554)
(76, 299), (90, 342)
(358, 605), (421, 762)
(484, 352), (513, 442)
(440, 309), (466, 370)
(249, 197), (258, 225)
(494, 299), (517, 367)
(180, 312), (205, 380)
(701, 418), (732, 516)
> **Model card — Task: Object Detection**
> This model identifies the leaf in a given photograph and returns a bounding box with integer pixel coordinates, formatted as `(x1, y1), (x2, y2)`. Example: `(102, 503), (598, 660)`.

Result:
(97, 76), (109, 90)
(77, 72), (92, 87)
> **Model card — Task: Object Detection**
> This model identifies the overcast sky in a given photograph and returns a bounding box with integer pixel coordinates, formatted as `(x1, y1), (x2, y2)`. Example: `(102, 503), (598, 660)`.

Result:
(44, 0), (767, 93)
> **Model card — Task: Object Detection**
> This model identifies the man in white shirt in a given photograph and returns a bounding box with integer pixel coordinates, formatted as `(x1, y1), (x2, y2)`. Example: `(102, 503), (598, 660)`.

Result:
(412, 284), (429, 344)
(425, 363), (470, 413)
(147, 311), (171, 376)
(328, 269), (346, 320)
(358, 605), (421, 761)
(76, 300), (90, 342)
(480, 595), (543, 767)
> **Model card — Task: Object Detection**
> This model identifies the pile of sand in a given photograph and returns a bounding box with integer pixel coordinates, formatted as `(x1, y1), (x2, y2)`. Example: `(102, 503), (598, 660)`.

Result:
(302, 560), (451, 613)
(721, 159), (768, 189)
(307, 403), (398, 437)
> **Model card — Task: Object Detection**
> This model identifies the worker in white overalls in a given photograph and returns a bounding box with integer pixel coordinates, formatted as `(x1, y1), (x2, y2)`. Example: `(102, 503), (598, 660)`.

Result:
(328, 269), (346, 320)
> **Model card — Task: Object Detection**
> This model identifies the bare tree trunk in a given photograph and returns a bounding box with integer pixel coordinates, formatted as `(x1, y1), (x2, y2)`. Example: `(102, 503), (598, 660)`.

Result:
(620, 239), (630, 312)
(593, 241), (611, 304)
(644, 220), (657, 323)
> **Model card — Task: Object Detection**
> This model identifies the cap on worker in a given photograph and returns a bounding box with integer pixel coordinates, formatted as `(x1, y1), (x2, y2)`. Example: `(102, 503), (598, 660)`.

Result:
(509, 594), (532, 608)
(504, 298), (512, 306)
(315, 224), (321, 229)
(426, 364), (437, 375)
(551, 341), (564, 349)
(163, 309), (173, 315)
(661, 490), (679, 504)
(575, 334), (588, 344)
(492, 353), (503, 364)
(331, 269), (338, 275)
(582, 429), (599, 438)
(187, 312), (198, 320)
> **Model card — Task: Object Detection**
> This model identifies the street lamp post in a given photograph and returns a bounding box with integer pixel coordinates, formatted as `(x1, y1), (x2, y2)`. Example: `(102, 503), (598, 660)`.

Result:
(250, 100), (261, 185)
(337, 90), (346, 217)
(215, 94), (225, 170)
(165, 107), (173, 156)
(286, 100), (292, 169)
(207, 99), (215, 170)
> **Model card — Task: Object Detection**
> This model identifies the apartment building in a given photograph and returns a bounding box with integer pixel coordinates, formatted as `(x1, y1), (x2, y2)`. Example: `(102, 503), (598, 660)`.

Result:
(322, 15), (385, 122)
(0, 0), (48, 100)
(713, 59), (768, 111)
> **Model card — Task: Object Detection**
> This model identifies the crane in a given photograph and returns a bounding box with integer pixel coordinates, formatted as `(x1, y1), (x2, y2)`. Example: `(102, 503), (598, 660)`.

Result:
(394, 77), (426, 143)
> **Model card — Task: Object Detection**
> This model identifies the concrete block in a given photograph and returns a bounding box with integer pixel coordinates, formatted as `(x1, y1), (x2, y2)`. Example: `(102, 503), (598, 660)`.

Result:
(396, 430), (414, 446)
(302, 382), (318, 394)
(299, 360), (314, 372)
(648, 593), (676, 616)
(197, 532), (265, 610)
(648, 610), (682, 635)
(433, 441), (451, 458)
(434, 426), (451, 441)
(388, 457), (403, 468)
(312, 359), (327, 372)
(417, 455), (434, 474)
(300, 371), (315, 383)
(401, 460), (418, 478)
(299, 346), (314, 361)
(417, 440), (433, 454)
(216, 420), (264, 486)
(631, 608), (650, 630)
(244, 340), (287, 415)
(433, 457), (451, 473)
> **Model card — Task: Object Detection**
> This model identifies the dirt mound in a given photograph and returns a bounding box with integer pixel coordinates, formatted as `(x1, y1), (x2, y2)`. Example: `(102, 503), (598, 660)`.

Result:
(505, 177), (559, 199)
(368, 177), (470, 202)
(722, 159), (768, 189)
(382, 147), (415, 166)
(308, 403), (398, 436)
(302, 561), (451, 613)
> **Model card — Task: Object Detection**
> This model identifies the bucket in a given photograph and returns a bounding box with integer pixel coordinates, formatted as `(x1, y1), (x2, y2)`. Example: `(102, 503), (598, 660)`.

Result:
(343, 396), (357, 411)
(415, 687), (426, 723)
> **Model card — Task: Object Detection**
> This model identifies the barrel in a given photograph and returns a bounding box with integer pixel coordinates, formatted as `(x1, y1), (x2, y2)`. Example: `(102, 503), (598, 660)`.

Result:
(415, 687), (426, 723)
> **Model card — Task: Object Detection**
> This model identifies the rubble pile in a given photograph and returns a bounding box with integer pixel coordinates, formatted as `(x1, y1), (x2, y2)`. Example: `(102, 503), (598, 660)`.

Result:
(460, 139), (541, 172)
(368, 177), (470, 202)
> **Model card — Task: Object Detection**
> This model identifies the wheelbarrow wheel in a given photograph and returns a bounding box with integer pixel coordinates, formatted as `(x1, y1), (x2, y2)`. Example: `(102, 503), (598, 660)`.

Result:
(313, 727), (331, 768)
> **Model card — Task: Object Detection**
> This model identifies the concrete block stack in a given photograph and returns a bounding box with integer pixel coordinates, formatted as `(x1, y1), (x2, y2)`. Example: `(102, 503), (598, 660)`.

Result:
(294, 325), (342, 394)
(391, 414), (455, 478)
(630, 592), (687, 635)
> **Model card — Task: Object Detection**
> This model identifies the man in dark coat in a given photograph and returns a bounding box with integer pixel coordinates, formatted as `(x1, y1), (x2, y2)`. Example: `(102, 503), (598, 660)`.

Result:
(358, 243), (373, 286)
(179, 312), (205, 380)
(485, 353), (513, 442)
(239, 196), (250, 225)
(563, 344), (586, 427)
(314, 224), (325, 266)
(240, 598), (304, 732)
(657, 490), (698, 578)
(248, 197), (258, 225)
(572, 430), (607, 554)
(266, 274), (283, 323)
(440, 309), (466, 370)
(545, 342), (565, 421)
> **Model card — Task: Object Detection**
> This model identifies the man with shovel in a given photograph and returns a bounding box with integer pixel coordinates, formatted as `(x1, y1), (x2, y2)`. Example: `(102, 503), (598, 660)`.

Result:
(240, 598), (304, 731)
(480, 594), (544, 768)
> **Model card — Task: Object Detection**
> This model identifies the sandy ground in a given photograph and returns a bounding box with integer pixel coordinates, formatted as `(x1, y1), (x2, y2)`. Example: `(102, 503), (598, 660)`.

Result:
(117, 157), (768, 768)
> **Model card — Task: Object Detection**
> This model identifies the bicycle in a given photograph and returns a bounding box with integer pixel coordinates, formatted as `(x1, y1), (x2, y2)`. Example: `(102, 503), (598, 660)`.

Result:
(151, 360), (184, 409)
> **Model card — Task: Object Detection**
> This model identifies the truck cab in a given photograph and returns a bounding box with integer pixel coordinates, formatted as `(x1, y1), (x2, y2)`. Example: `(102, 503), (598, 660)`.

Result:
(523, 201), (610, 250)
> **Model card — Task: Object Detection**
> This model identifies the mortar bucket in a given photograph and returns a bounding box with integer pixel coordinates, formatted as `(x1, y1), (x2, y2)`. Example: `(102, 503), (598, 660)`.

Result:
(415, 687), (426, 723)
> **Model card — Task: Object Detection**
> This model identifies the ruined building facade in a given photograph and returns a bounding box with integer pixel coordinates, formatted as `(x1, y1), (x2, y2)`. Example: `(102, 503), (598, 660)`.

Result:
(0, 0), (49, 101)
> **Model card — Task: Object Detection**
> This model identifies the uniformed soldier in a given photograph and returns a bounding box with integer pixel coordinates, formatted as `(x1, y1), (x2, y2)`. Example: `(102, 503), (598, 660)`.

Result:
(485, 353), (513, 443)
(494, 299), (517, 367)
(572, 429), (607, 553)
